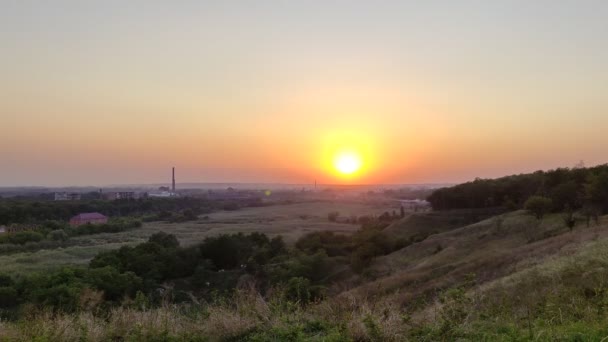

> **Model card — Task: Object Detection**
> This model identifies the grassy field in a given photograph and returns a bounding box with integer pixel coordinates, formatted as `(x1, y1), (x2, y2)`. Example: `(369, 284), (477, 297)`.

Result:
(0, 201), (389, 275)
(3, 211), (608, 341)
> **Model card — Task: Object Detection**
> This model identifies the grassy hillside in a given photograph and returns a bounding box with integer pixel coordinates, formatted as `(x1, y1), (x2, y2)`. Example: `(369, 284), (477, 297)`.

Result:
(357, 211), (606, 300)
(382, 208), (504, 240)
(1, 206), (608, 340)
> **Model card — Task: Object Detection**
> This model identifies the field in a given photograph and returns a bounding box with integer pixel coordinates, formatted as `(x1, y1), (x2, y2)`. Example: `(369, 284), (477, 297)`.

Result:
(0, 201), (389, 275)
(4, 207), (608, 341)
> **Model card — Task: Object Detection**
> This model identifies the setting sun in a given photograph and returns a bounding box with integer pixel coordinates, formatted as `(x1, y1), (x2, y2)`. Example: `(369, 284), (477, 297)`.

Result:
(334, 152), (362, 175)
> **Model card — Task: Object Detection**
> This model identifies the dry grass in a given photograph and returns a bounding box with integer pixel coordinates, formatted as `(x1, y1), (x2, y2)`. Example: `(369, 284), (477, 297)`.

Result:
(0, 287), (413, 341)
(352, 212), (608, 309)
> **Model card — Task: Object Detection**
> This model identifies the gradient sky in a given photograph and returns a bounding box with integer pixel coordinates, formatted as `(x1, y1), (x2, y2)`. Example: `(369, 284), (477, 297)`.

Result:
(2, 1), (608, 186)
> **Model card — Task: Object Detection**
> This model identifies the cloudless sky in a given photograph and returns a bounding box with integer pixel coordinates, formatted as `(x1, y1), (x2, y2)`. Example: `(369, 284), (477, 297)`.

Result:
(2, 1), (608, 186)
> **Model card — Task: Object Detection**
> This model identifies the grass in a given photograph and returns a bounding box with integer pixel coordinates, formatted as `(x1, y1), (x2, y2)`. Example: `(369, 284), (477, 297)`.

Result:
(3, 205), (608, 340)
(348, 211), (608, 305)
(0, 287), (411, 341)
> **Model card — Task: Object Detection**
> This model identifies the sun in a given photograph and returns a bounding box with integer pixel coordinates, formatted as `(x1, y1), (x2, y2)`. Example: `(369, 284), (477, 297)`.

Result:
(334, 152), (362, 175)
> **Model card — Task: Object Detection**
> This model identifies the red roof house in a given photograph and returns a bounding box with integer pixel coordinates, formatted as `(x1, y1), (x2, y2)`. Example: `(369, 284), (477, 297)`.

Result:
(69, 212), (108, 226)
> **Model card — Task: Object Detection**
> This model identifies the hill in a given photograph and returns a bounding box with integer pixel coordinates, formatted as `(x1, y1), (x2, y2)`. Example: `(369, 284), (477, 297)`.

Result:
(381, 208), (504, 241)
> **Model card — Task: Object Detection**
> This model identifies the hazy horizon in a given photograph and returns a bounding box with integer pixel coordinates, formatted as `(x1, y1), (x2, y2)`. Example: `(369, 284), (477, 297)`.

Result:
(0, 181), (453, 190)
(3, 1), (608, 186)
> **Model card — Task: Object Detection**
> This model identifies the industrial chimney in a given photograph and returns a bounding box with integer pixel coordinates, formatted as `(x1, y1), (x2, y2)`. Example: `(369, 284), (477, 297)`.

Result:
(172, 167), (176, 192)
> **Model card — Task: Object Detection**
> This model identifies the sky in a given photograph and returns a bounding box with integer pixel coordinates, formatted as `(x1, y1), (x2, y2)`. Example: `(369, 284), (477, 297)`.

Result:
(1, 1), (608, 186)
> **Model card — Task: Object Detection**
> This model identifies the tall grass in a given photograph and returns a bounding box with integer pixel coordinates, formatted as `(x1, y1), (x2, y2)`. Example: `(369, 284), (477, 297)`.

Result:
(0, 287), (412, 341)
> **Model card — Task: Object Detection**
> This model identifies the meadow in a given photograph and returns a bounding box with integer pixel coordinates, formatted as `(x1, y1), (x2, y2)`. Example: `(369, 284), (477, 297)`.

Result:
(2, 208), (608, 341)
(0, 201), (388, 275)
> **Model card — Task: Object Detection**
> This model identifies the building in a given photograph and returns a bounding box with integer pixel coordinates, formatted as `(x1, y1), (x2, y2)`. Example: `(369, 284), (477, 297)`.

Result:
(148, 191), (178, 198)
(54, 192), (81, 201)
(399, 199), (431, 211)
(103, 191), (138, 200)
(69, 212), (109, 226)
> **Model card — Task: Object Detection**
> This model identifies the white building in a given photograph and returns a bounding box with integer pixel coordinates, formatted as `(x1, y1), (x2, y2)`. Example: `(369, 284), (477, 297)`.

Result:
(54, 192), (81, 201)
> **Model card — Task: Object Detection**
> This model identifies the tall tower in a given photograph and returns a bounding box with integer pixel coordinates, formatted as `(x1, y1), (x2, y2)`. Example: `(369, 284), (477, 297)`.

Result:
(172, 167), (176, 192)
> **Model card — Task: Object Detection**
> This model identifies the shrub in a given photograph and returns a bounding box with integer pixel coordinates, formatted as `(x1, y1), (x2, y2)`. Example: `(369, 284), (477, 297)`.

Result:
(328, 211), (340, 222)
(48, 229), (68, 241)
(0, 231), (45, 245)
(524, 196), (553, 220)
(295, 231), (351, 256)
(284, 277), (313, 304)
(0, 287), (18, 308)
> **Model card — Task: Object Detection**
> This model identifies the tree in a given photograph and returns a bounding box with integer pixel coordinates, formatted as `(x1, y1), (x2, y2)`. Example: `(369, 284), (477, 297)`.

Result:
(563, 206), (577, 232)
(524, 196), (553, 220)
(86, 266), (143, 301)
(585, 171), (608, 213)
(550, 181), (580, 211)
(581, 204), (601, 227)
(148, 231), (180, 249)
(327, 212), (340, 222)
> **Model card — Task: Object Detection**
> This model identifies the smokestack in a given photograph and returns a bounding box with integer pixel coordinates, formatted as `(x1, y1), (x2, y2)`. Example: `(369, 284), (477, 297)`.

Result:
(172, 167), (175, 192)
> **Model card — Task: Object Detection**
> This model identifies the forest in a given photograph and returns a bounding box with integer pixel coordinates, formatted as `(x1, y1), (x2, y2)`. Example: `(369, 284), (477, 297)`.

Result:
(427, 164), (608, 214)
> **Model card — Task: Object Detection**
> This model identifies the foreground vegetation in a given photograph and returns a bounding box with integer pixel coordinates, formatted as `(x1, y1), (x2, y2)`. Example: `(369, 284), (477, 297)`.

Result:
(1, 208), (607, 341)
(3, 236), (608, 341)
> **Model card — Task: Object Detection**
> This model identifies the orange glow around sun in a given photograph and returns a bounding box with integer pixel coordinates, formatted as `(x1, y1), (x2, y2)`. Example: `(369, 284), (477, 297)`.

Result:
(319, 130), (376, 182)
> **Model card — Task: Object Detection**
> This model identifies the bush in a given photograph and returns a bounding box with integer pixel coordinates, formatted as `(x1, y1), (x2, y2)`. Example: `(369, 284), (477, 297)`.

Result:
(48, 229), (68, 241)
(284, 277), (324, 304)
(524, 196), (553, 220)
(0, 287), (18, 308)
(295, 231), (351, 256)
(0, 231), (45, 245)
(328, 211), (340, 222)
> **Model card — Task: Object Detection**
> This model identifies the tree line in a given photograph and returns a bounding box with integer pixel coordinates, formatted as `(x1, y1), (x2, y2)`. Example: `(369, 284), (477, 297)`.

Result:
(0, 197), (255, 226)
(427, 164), (608, 215)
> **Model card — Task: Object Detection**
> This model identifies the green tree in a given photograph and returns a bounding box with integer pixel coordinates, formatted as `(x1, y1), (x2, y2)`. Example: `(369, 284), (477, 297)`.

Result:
(86, 266), (143, 301)
(524, 196), (553, 220)
(585, 171), (608, 213)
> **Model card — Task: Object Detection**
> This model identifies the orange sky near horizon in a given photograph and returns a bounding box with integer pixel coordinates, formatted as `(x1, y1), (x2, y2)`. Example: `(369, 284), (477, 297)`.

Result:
(2, 2), (608, 186)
